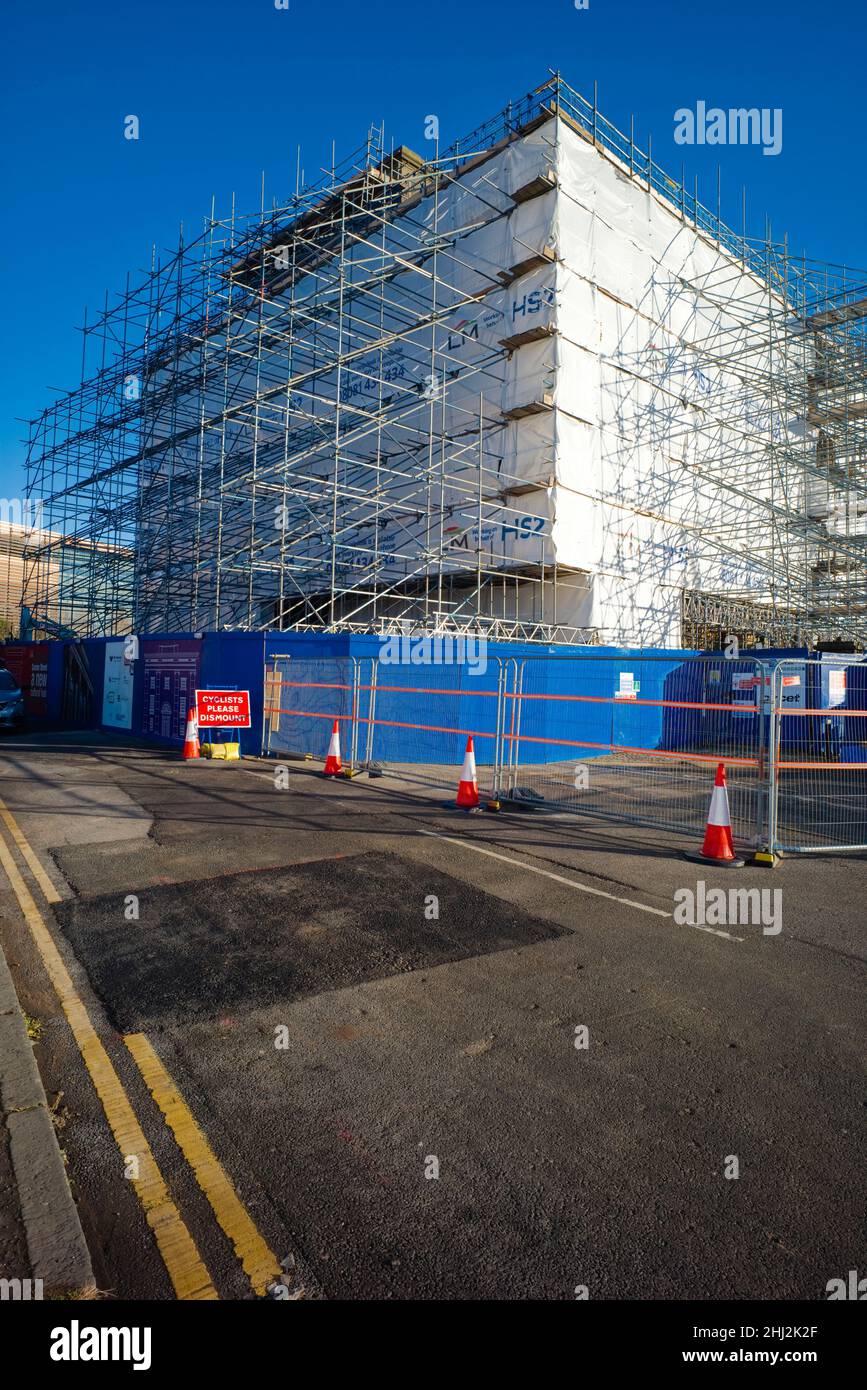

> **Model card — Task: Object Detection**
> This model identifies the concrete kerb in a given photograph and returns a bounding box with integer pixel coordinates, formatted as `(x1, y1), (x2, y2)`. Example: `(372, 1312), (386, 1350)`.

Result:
(0, 945), (94, 1297)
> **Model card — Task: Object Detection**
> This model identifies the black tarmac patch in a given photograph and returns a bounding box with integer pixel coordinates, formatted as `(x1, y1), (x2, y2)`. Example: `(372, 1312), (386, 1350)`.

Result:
(55, 851), (565, 1031)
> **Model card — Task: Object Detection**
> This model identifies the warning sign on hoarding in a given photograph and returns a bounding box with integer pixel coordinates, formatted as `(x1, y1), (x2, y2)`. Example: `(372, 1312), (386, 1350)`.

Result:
(827, 669), (847, 708)
(731, 671), (759, 717)
(196, 689), (251, 728)
(614, 672), (638, 700)
(779, 671), (805, 709)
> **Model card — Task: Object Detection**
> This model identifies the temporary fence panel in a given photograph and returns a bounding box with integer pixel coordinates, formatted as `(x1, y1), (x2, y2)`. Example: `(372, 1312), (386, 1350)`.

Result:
(497, 652), (769, 844)
(364, 655), (507, 797)
(262, 651), (509, 796)
(263, 656), (366, 764)
(769, 657), (867, 852)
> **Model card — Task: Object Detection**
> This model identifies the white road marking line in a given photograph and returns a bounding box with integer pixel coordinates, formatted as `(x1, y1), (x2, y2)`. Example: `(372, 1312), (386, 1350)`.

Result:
(416, 829), (743, 941)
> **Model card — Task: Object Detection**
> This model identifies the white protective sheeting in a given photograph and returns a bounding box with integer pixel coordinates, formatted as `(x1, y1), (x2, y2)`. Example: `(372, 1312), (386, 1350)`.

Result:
(410, 115), (785, 639)
(533, 117), (785, 640)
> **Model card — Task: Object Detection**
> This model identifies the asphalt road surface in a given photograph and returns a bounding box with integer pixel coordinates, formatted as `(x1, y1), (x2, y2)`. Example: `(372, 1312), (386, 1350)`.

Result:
(0, 732), (864, 1300)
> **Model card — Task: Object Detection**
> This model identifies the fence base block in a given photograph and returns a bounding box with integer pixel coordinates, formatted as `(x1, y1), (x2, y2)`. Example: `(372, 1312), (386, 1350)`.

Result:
(751, 850), (779, 868)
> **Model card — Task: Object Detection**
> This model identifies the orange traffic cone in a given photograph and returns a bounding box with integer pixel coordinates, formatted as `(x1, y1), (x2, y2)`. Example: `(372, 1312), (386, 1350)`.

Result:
(686, 763), (744, 867)
(456, 735), (480, 810)
(323, 719), (342, 776)
(182, 706), (200, 760)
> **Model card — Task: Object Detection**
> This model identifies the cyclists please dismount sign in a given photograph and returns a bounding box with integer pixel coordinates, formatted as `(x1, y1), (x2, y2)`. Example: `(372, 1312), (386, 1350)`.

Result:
(195, 690), (252, 728)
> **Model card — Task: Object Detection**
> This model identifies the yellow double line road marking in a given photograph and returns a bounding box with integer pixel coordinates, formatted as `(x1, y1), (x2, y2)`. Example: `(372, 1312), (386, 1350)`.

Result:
(0, 792), (282, 1300)
(0, 799), (62, 904)
(125, 1034), (280, 1297)
(0, 821), (215, 1299)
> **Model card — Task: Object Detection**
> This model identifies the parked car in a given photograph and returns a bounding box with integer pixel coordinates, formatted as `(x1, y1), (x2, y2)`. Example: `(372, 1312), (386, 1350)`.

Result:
(0, 667), (25, 731)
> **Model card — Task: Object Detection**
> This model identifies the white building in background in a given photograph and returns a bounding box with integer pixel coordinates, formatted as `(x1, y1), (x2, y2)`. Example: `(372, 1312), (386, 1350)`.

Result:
(0, 520), (53, 634)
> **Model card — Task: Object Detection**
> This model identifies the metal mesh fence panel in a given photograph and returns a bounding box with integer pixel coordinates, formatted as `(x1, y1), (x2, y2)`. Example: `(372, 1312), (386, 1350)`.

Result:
(364, 653), (503, 796)
(263, 657), (357, 762)
(502, 653), (767, 844)
(771, 658), (867, 852)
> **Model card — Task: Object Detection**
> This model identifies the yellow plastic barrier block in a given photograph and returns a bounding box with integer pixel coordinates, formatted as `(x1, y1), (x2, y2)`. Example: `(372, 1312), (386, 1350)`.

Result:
(201, 742), (241, 761)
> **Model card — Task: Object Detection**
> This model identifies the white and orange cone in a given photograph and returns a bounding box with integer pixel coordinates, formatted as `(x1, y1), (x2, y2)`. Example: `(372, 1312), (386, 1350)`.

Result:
(686, 762), (744, 867)
(323, 719), (342, 776)
(455, 735), (480, 809)
(182, 706), (200, 760)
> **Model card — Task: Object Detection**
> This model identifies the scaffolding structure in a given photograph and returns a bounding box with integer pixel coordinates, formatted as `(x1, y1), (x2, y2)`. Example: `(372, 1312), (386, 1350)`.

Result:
(22, 74), (867, 646)
(676, 254), (867, 646)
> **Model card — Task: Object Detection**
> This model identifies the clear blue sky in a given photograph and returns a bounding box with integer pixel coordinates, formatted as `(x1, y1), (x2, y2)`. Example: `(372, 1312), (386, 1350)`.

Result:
(1, 0), (865, 498)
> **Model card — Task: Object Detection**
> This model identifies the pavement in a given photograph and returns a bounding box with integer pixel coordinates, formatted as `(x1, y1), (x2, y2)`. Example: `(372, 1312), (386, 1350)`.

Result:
(0, 730), (864, 1300)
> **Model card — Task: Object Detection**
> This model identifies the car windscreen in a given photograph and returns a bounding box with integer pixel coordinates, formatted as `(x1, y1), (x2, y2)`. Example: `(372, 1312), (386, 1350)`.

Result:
(0, 670), (18, 691)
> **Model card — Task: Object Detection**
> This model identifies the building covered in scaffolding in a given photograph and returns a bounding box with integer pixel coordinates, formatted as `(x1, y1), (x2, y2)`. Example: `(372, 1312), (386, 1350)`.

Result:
(23, 75), (867, 647)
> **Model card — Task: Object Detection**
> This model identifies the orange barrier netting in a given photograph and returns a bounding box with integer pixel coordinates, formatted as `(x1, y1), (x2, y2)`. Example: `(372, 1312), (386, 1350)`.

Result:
(509, 691), (761, 714)
(773, 707), (867, 716)
(774, 762), (867, 770)
(273, 680), (866, 720)
(275, 678), (761, 715)
(270, 704), (759, 765)
(276, 680), (354, 691)
(771, 701), (867, 767)
(362, 683), (499, 698)
(271, 707), (496, 740)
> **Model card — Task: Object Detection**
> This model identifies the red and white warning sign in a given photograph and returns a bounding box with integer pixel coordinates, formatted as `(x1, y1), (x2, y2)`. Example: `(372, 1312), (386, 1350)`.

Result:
(828, 669), (847, 707)
(195, 689), (251, 728)
(731, 671), (759, 717)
